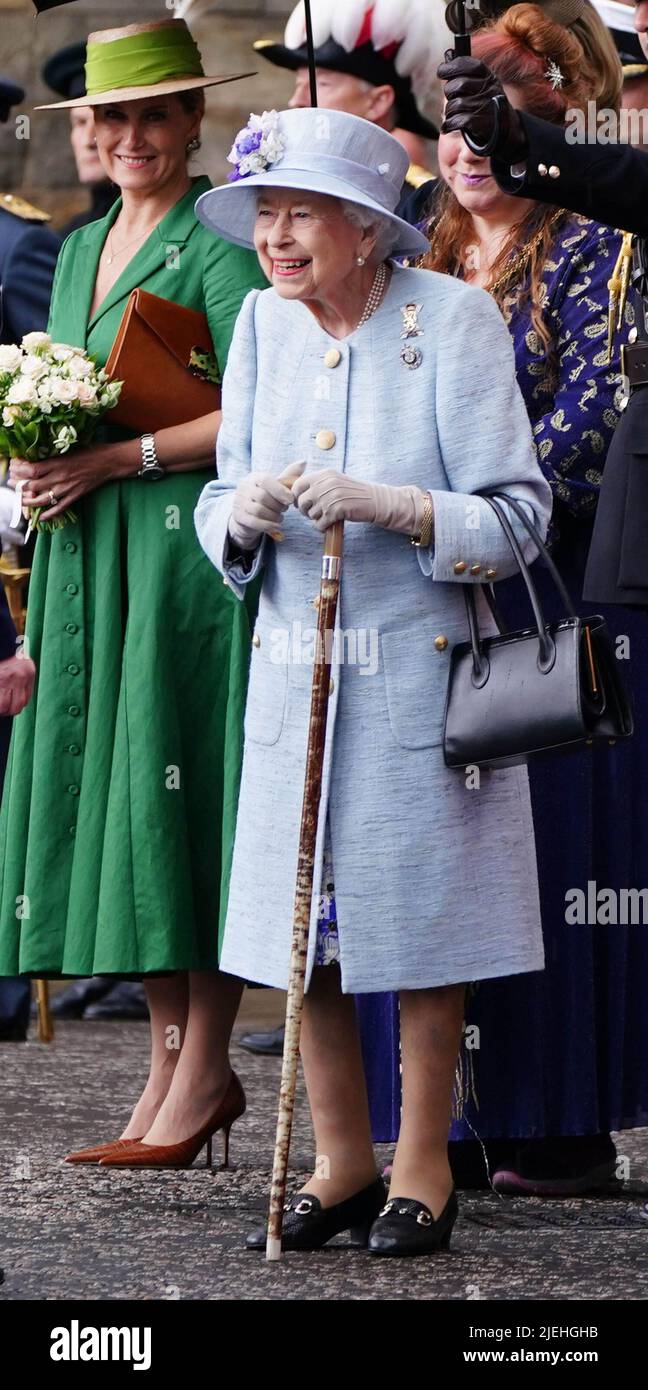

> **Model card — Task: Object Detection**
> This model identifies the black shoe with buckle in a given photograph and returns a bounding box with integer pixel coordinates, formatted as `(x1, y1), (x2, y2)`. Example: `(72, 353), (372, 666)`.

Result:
(246, 1175), (386, 1252)
(368, 1189), (458, 1257)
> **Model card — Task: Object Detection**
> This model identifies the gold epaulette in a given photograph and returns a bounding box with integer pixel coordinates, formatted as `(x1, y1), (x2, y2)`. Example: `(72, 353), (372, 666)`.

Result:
(0, 192), (51, 222)
(405, 162), (434, 190)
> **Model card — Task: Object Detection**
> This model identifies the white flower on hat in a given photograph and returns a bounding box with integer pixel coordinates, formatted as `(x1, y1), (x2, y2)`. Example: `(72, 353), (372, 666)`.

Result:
(227, 110), (286, 182)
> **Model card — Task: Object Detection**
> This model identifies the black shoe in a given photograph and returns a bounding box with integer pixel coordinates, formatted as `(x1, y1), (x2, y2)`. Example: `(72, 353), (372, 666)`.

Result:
(239, 1026), (285, 1056)
(39, 977), (114, 1020)
(0, 1024), (27, 1042)
(368, 1189), (458, 1257)
(246, 1175), (387, 1252)
(84, 983), (148, 1021)
(492, 1134), (621, 1196)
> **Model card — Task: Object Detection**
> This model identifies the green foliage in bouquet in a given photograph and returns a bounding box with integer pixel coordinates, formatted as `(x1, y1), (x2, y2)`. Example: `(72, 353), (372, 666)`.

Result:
(0, 332), (123, 531)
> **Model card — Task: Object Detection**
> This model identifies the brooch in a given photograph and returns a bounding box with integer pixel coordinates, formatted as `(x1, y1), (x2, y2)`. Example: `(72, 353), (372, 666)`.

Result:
(400, 302), (423, 369)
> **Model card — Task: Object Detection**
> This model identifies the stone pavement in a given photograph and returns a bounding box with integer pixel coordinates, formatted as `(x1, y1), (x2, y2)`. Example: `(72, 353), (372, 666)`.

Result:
(1, 1018), (647, 1302)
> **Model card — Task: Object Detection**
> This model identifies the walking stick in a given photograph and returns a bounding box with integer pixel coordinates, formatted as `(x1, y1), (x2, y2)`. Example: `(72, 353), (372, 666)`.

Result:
(266, 520), (344, 1261)
(36, 979), (54, 1043)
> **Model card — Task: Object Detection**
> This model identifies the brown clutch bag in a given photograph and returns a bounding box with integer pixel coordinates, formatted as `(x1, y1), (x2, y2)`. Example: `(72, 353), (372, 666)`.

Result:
(104, 287), (221, 431)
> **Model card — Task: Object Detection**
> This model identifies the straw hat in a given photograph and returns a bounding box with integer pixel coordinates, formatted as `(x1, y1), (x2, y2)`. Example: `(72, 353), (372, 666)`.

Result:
(195, 107), (430, 259)
(36, 18), (254, 110)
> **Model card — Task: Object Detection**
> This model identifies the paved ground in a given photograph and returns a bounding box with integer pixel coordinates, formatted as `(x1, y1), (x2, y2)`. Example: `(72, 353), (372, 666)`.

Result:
(1, 1012), (647, 1301)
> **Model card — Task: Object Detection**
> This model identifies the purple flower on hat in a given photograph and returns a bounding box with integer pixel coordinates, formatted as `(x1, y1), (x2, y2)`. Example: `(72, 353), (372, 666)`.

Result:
(227, 110), (285, 183)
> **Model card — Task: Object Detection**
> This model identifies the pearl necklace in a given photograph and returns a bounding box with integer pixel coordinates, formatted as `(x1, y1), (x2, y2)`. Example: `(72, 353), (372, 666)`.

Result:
(356, 262), (389, 330)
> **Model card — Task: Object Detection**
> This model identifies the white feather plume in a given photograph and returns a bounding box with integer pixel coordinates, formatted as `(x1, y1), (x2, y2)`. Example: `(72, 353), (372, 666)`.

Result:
(282, 0), (451, 129)
(174, 0), (216, 21)
(330, 1), (371, 53)
(285, 0), (341, 51)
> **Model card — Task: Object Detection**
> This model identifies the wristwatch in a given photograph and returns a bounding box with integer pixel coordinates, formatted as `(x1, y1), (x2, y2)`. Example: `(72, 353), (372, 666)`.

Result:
(411, 490), (434, 549)
(137, 433), (166, 481)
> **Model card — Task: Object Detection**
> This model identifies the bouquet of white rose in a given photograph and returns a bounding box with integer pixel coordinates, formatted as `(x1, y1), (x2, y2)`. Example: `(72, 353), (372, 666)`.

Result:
(0, 331), (123, 532)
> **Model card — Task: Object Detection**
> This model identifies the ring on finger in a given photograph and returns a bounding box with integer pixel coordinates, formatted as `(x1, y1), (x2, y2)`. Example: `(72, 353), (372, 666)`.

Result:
(48, 490), (59, 507)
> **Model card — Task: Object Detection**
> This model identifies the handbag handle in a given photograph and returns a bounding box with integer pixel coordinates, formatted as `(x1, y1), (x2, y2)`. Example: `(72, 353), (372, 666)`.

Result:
(463, 493), (557, 683)
(481, 488), (577, 617)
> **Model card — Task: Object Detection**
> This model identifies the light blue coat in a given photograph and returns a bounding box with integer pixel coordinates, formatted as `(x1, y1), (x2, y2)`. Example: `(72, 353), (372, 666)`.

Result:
(195, 265), (553, 993)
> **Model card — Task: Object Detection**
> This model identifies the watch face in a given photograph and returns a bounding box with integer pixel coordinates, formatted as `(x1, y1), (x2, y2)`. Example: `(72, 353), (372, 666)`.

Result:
(141, 462), (165, 479)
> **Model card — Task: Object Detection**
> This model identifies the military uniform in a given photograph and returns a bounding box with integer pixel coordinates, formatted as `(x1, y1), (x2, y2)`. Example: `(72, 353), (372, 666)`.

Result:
(0, 192), (60, 345)
(492, 111), (648, 605)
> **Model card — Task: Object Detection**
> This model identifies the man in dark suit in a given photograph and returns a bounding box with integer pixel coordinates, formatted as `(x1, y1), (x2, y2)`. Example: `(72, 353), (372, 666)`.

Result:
(0, 76), (46, 1037)
(438, 0), (648, 607)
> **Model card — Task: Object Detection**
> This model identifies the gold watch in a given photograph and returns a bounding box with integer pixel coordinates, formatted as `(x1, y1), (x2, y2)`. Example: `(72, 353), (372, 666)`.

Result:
(411, 490), (434, 549)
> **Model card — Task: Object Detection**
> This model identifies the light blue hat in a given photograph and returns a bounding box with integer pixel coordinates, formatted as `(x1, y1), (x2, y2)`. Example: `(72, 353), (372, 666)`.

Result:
(195, 107), (429, 258)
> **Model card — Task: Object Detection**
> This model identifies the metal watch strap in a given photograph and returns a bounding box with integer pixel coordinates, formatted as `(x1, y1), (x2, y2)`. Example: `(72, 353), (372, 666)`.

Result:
(138, 433), (164, 479)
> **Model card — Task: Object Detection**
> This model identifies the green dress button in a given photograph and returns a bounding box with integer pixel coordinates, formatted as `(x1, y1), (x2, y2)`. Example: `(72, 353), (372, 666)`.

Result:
(67, 663), (80, 675)
(66, 584), (78, 595)
(68, 784), (80, 796)
(65, 623), (78, 635)
(68, 704), (80, 717)
(67, 744), (81, 756)
(65, 542), (77, 554)
(68, 825), (76, 837)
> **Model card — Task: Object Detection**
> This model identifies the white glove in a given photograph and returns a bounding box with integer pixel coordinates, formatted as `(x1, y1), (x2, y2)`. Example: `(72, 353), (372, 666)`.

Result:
(228, 460), (306, 550)
(293, 469), (428, 536)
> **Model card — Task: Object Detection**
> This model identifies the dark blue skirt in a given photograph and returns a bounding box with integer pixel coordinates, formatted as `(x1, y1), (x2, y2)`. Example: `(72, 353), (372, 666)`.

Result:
(357, 515), (648, 1140)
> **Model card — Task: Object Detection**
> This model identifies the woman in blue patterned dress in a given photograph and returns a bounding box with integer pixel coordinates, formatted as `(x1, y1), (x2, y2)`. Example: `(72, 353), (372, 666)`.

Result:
(359, 3), (648, 1192)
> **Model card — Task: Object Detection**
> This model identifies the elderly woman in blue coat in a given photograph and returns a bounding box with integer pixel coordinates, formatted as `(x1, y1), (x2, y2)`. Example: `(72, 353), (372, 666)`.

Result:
(194, 107), (553, 1257)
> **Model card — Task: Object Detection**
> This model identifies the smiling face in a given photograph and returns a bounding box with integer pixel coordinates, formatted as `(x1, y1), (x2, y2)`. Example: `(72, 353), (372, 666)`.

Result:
(253, 188), (376, 303)
(92, 94), (201, 194)
(438, 84), (526, 218)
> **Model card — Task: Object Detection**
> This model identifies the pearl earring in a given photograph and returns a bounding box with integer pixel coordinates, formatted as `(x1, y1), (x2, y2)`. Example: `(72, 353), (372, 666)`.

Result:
(357, 256), (365, 266)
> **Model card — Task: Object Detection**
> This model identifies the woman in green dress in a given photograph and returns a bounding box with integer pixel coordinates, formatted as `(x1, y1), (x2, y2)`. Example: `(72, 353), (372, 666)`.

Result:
(0, 19), (266, 1164)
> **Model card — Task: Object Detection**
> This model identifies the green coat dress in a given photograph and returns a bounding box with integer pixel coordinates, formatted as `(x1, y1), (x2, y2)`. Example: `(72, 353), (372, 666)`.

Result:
(0, 176), (266, 976)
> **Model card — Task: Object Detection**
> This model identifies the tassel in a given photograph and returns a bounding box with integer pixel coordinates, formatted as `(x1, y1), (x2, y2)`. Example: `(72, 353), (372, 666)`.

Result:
(606, 232), (633, 364)
(452, 1022), (479, 1122)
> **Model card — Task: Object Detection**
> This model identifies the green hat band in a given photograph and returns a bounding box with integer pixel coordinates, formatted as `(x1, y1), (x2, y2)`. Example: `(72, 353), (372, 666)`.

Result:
(85, 28), (204, 96)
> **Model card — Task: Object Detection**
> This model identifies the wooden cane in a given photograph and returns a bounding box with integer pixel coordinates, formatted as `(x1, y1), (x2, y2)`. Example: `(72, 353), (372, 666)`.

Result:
(35, 978), (54, 1043)
(266, 521), (344, 1261)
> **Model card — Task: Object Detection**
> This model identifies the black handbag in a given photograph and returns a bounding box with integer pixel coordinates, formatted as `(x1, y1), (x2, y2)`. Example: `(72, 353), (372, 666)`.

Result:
(443, 491), (634, 770)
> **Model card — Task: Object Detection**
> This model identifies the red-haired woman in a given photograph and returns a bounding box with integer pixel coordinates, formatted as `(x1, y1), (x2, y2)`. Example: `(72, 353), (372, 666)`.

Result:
(359, 2), (648, 1195)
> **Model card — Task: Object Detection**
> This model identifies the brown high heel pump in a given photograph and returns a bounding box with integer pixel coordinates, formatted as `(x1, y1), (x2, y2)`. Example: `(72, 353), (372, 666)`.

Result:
(65, 1138), (144, 1164)
(98, 1071), (246, 1170)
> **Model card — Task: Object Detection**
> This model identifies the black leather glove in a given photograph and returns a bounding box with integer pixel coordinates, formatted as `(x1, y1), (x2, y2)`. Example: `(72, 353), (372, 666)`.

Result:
(437, 55), (529, 162)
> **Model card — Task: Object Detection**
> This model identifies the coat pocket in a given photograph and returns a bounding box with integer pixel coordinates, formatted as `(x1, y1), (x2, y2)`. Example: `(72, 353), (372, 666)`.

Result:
(382, 618), (457, 750)
(244, 623), (289, 747)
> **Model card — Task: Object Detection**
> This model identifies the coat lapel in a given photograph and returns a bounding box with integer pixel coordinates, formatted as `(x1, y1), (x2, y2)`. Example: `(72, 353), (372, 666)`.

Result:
(87, 176), (211, 337)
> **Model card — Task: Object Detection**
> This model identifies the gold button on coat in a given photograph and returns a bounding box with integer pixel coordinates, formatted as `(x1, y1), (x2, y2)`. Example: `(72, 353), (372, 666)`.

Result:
(316, 429), (336, 450)
(485, 567), (498, 580)
(453, 561), (467, 574)
(470, 563), (482, 575)
(434, 635), (449, 652)
(537, 163), (548, 176)
(252, 633), (261, 647)
(324, 349), (341, 368)
(548, 165), (560, 178)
